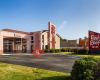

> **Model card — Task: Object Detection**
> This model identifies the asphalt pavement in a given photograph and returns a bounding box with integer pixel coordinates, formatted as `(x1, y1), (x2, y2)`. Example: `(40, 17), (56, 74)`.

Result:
(0, 53), (81, 72)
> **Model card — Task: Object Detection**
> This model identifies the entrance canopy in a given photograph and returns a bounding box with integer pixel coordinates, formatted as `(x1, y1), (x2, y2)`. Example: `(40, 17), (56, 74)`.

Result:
(3, 37), (27, 53)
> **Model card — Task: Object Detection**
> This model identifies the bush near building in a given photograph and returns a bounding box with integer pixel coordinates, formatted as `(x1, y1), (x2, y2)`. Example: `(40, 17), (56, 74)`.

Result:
(74, 49), (88, 54)
(44, 48), (88, 54)
(71, 57), (100, 80)
(45, 48), (72, 53)
(45, 49), (61, 53)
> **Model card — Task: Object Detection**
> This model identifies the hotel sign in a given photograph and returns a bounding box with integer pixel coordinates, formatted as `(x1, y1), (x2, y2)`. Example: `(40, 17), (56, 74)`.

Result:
(89, 31), (100, 50)
(48, 22), (56, 49)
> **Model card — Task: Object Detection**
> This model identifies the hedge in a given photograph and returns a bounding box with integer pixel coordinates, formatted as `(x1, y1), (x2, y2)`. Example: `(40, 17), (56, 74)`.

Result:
(44, 48), (88, 54)
(44, 49), (61, 53)
(94, 62), (100, 80)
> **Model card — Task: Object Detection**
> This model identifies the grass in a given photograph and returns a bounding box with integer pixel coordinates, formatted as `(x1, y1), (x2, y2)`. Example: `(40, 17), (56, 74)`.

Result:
(53, 52), (73, 55)
(78, 54), (100, 58)
(0, 62), (70, 80)
(54, 52), (100, 58)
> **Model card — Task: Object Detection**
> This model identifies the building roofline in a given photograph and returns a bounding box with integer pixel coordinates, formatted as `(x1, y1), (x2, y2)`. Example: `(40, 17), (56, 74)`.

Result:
(42, 30), (49, 33)
(56, 33), (61, 38)
(30, 31), (42, 34)
(1, 29), (29, 34)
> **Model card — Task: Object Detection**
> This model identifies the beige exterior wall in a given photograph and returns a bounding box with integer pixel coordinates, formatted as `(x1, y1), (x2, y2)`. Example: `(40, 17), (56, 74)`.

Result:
(55, 35), (60, 49)
(41, 31), (48, 50)
(26, 35), (31, 52)
(0, 35), (3, 54)
(41, 31), (60, 49)
(0, 31), (27, 38)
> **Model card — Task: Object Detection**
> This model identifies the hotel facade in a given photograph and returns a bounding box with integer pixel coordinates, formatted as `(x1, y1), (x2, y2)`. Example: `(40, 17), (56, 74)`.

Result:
(0, 22), (60, 54)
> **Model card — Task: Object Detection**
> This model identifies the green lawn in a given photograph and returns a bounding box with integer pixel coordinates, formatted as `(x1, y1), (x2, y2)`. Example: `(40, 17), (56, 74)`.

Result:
(54, 52), (100, 58)
(61, 52), (100, 58)
(0, 62), (70, 80)
(54, 52), (73, 55)
(72, 54), (100, 58)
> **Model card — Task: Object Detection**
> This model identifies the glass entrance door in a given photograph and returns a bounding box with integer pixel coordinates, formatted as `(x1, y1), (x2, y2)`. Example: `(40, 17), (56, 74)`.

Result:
(3, 39), (13, 53)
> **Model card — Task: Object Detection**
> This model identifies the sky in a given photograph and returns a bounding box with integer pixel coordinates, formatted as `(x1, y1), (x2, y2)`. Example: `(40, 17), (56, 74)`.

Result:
(0, 0), (100, 39)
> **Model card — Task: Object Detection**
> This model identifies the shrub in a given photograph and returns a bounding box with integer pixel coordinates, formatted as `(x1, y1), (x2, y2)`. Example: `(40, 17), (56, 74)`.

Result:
(49, 49), (54, 53)
(58, 49), (61, 53)
(44, 49), (50, 53)
(75, 49), (88, 54)
(61, 48), (66, 52)
(54, 49), (61, 53)
(45, 48), (88, 54)
(61, 48), (72, 52)
(45, 49), (61, 53)
(71, 57), (100, 80)
(94, 62), (100, 80)
(73, 49), (78, 54)
(72, 49), (88, 54)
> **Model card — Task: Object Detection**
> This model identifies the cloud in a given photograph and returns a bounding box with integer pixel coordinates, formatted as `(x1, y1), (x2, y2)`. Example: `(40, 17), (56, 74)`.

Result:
(58, 21), (68, 31)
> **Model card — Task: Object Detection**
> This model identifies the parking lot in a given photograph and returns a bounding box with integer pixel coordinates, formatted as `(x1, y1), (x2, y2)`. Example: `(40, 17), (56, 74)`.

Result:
(0, 53), (80, 72)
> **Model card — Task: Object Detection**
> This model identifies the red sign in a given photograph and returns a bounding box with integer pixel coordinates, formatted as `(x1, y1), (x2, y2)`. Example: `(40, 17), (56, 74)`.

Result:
(89, 31), (100, 50)
(48, 22), (56, 49)
(51, 25), (56, 48)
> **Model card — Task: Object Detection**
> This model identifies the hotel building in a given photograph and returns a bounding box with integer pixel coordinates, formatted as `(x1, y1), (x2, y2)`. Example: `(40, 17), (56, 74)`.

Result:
(0, 22), (60, 54)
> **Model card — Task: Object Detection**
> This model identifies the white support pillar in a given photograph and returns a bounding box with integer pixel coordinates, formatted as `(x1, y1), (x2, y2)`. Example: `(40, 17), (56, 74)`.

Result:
(21, 37), (23, 52)
(13, 38), (15, 53)
(27, 36), (31, 53)
(0, 35), (3, 54)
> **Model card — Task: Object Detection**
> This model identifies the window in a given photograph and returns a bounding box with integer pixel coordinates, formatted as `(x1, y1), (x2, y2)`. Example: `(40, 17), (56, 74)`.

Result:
(31, 36), (34, 40)
(42, 35), (44, 43)
(42, 45), (44, 50)
(31, 41), (34, 43)
(42, 35), (44, 39)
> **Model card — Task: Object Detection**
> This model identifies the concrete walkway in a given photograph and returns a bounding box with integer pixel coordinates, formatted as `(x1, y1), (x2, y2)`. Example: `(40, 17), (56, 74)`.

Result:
(0, 53), (80, 72)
